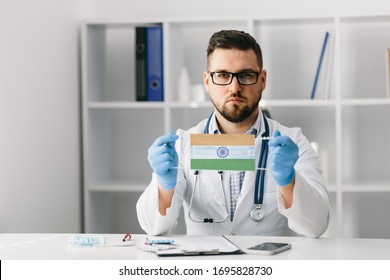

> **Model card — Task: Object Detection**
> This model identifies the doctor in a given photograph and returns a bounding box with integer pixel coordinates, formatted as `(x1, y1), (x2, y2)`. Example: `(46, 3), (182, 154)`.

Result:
(137, 30), (330, 237)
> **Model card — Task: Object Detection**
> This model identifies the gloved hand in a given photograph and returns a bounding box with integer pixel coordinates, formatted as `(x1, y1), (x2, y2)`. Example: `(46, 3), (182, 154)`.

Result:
(147, 132), (179, 190)
(268, 130), (299, 186)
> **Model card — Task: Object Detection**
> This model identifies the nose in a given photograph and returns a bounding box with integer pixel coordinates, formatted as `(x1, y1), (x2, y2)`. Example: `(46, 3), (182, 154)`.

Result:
(228, 75), (242, 92)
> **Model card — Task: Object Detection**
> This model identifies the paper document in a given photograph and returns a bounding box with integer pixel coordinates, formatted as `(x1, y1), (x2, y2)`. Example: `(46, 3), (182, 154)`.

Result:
(154, 235), (243, 256)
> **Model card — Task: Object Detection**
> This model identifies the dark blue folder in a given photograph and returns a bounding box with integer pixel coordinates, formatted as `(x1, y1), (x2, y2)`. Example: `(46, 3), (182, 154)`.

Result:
(136, 27), (147, 101)
(146, 26), (164, 101)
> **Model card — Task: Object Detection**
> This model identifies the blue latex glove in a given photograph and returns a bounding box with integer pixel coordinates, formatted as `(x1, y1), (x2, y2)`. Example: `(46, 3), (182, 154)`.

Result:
(147, 132), (179, 190)
(268, 130), (299, 186)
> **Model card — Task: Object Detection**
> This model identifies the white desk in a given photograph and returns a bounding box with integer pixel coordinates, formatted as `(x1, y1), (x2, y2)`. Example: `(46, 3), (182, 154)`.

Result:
(0, 234), (389, 260)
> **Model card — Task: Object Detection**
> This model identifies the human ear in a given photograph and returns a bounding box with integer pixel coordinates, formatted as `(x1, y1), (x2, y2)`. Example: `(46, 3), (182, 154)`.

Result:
(203, 71), (210, 93)
(260, 69), (267, 91)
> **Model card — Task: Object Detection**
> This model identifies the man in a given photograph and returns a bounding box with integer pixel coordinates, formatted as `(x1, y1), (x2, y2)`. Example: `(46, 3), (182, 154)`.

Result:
(137, 30), (329, 237)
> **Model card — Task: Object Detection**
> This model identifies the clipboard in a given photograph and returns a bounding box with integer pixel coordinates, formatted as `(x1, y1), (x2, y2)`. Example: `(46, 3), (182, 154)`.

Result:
(155, 236), (244, 257)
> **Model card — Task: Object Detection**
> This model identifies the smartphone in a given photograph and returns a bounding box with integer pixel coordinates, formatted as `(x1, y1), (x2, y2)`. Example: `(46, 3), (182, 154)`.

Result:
(244, 242), (291, 255)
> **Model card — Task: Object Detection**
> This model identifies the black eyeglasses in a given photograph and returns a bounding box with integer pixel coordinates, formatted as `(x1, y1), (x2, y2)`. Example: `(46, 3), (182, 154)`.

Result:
(209, 71), (260, 85)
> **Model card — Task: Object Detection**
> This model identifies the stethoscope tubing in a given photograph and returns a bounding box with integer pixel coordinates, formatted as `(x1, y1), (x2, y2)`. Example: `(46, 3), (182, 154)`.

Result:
(204, 112), (269, 206)
(188, 170), (230, 223)
(188, 112), (269, 223)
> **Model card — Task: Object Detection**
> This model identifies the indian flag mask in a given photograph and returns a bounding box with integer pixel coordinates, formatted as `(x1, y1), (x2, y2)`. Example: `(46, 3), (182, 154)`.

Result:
(190, 134), (255, 171)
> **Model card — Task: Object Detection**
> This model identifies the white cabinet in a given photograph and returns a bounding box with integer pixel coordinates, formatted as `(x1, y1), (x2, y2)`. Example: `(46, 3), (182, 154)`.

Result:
(81, 15), (390, 237)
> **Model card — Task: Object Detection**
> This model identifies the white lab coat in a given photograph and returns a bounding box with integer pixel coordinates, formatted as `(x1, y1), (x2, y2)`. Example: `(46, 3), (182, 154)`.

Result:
(137, 112), (330, 237)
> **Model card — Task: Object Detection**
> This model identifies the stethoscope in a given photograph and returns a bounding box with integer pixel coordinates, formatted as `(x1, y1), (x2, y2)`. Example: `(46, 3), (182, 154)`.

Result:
(188, 112), (270, 223)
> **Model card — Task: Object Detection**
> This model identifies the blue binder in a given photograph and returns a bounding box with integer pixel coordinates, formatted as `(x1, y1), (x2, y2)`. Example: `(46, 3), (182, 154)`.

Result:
(310, 31), (329, 99)
(146, 26), (163, 101)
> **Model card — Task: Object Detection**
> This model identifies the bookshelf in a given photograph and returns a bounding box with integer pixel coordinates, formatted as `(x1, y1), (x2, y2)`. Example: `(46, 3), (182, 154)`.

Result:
(81, 14), (390, 238)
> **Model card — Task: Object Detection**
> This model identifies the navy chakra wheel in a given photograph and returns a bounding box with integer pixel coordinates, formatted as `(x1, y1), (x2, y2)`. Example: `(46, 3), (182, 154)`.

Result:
(216, 147), (229, 158)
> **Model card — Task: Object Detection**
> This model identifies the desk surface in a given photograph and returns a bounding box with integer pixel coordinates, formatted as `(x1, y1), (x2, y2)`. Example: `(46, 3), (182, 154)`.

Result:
(0, 234), (389, 260)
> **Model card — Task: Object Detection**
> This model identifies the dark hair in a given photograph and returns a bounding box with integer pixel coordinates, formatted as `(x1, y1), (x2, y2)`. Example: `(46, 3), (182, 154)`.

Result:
(206, 30), (263, 70)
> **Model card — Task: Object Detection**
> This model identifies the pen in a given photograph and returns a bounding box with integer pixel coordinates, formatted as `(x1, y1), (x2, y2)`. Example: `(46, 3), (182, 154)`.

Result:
(122, 233), (132, 242)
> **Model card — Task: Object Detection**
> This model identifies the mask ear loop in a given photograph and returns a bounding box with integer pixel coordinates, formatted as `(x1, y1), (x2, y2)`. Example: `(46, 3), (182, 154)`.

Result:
(188, 170), (230, 223)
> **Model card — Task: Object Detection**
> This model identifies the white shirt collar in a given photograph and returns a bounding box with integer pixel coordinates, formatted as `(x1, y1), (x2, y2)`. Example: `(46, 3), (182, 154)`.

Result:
(208, 110), (263, 137)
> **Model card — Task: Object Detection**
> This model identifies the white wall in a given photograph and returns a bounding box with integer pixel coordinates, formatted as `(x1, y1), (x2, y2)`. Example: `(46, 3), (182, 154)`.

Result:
(1, 0), (390, 233)
(0, 0), (97, 232)
(93, 0), (390, 19)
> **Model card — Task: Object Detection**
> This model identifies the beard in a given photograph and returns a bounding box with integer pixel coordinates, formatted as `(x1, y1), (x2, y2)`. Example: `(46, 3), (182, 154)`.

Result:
(211, 93), (261, 123)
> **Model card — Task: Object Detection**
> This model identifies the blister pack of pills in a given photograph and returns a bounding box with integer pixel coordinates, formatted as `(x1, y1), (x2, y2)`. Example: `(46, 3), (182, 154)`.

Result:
(68, 235), (104, 247)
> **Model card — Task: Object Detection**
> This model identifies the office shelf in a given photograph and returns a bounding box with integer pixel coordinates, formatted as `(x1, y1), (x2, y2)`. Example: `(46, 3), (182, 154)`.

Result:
(88, 101), (166, 109)
(88, 181), (147, 193)
(81, 14), (390, 237)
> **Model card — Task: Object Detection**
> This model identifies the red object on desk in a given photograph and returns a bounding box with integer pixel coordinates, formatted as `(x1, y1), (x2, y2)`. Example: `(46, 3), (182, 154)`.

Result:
(122, 233), (132, 242)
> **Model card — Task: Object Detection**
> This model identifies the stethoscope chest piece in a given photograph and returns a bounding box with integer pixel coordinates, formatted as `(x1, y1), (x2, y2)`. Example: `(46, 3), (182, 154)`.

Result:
(250, 205), (265, 222)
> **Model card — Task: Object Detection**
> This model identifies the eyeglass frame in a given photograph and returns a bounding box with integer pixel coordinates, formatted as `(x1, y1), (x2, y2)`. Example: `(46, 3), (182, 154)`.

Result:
(208, 71), (262, 85)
